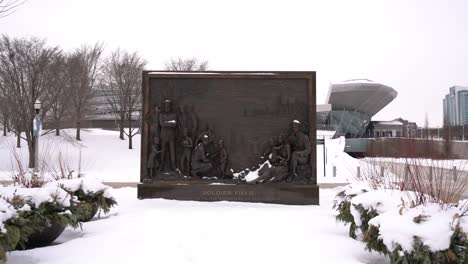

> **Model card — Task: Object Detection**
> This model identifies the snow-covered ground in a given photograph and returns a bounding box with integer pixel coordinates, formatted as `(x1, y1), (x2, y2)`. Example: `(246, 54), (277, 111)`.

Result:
(0, 129), (140, 182)
(1, 129), (466, 263)
(7, 187), (389, 264)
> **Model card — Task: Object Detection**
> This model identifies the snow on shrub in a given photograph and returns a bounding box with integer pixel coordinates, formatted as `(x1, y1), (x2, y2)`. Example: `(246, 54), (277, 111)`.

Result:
(366, 202), (468, 263)
(0, 198), (20, 264)
(0, 185), (81, 262)
(0, 199), (17, 233)
(45, 177), (117, 221)
(369, 203), (467, 253)
(333, 183), (372, 238)
(350, 190), (408, 237)
(0, 186), (71, 208)
(0, 186), (79, 232)
(334, 183), (468, 263)
(45, 177), (113, 199)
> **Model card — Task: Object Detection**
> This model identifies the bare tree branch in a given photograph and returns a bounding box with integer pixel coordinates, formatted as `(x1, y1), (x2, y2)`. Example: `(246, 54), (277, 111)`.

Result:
(100, 48), (146, 149)
(0, 35), (61, 167)
(0, 0), (26, 18)
(65, 42), (104, 141)
(164, 57), (209, 71)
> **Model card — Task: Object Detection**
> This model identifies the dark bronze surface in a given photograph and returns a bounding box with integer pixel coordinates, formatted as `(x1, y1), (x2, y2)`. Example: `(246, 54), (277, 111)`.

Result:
(139, 71), (318, 204)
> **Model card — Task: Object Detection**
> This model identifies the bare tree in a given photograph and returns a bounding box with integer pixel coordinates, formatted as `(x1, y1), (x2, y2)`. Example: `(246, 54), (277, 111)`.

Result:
(101, 48), (146, 149)
(164, 57), (209, 71)
(0, 89), (11, 136)
(43, 53), (69, 136)
(0, 35), (60, 168)
(65, 43), (104, 141)
(0, 0), (25, 18)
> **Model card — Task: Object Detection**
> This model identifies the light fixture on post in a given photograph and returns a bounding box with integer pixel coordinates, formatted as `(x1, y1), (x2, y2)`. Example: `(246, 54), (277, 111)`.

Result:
(33, 99), (42, 176)
(34, 100), (41, 115)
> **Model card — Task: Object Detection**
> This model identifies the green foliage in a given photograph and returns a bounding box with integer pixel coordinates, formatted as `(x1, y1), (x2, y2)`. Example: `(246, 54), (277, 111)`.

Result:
(333, 190), (377, 240)
(72, 201), (97, 222)
(334, 189), (467, 263)
(333, 191), (358, 238)
(364, 223), (467, 264)
(447, 224), (468, 264)
(0, 193), (80, 252)
(413, 214), (429, 224)
(68, 188), (117, 221)
(1, 216), (34, 251)
(364, 225), (389, 255)
(0, 182), (117, 263)
(353, 204), (379, 236)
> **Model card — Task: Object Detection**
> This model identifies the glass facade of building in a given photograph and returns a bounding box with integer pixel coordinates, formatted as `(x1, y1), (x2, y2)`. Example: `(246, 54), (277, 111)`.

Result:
(443, 86), (468, 125)
(317, 110), (371, 138)
(460, 90), (468, 125)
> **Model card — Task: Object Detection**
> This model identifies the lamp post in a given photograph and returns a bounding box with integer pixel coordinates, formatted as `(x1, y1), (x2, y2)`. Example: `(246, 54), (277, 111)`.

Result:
(33, 100), (41, 175)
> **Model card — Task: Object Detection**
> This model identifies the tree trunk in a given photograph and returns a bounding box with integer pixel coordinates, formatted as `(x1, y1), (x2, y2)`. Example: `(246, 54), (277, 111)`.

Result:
(28, 139), (35, 169)
(76, 121), (81, 141)
(119, 126), (124, 140)
(128, 133), (133, 149)
(128, 119), (133, 149)
(16, 132), (21, 148)
(119, 114), (125, 140)
(55, 120), (60, 136)
(2, 125), (6, 136)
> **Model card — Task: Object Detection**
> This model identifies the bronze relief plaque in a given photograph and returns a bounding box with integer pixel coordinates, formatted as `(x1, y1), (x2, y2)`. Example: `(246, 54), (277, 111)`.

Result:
(138, 71), (318, 205)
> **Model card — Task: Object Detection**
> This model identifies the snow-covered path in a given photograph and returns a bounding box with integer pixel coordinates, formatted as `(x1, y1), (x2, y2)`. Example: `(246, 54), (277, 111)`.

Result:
(8, 188), (388, 264)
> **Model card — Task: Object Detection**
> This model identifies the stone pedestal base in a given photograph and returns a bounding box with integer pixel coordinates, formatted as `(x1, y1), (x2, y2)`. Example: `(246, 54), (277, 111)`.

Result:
(137, 182), (319, 205)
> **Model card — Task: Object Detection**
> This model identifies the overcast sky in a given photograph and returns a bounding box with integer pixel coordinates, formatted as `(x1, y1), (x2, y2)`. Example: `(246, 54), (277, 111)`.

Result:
(1, 0), (468, 126)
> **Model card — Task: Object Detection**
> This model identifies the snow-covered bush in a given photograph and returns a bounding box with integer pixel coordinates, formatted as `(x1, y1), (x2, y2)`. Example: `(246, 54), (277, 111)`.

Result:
(9, 141), (117, 222)
(334, 183), (468, 263)
(46, 177), (117, 222)
(0, 198), (24, 264)
(366, 201), (468, 263)
(0, 185), (80, 256)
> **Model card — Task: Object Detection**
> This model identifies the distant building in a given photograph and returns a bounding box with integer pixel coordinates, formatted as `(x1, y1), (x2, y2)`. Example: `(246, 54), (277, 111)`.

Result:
(317, 79), (398, 138)
(44, 88), (141, 130)
(443, 86), (468, 126)
(365, 118), (417, 138)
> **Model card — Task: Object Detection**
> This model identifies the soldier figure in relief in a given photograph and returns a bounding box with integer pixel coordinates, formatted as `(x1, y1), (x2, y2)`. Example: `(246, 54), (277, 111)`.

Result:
(180, 128), (193, 175)
(287, 120), (310, 182)
(159, 100), (178, 171)
(271, 134), (290, 167)
(147, 137), (162, 178)
(191, 135), (213, 177)
(217, 139), (228, 179)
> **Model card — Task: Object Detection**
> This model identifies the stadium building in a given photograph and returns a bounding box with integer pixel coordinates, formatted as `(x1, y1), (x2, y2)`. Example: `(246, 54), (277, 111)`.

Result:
(317, 79), (398, 138)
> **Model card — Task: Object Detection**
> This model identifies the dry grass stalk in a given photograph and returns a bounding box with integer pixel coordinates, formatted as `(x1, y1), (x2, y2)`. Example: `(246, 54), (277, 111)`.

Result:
(9, 137), (86, 187)
(359, 156), (467, 207)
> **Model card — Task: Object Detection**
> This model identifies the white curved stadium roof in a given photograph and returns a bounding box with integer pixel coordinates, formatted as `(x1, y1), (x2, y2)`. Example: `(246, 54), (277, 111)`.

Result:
(326, 79), (397, 117)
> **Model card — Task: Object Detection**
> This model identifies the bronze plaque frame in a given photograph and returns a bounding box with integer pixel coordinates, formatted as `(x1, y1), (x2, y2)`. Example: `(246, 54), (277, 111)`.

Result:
(139, 71), (318, 204)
